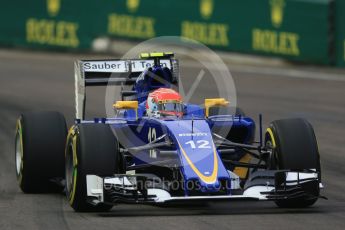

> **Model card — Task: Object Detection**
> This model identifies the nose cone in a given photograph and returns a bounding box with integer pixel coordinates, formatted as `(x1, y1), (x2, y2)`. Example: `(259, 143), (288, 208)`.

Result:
(163, 119), (231, 194)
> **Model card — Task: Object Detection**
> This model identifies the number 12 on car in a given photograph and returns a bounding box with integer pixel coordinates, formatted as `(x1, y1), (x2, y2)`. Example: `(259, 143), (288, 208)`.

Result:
(185, 140), (211, 149)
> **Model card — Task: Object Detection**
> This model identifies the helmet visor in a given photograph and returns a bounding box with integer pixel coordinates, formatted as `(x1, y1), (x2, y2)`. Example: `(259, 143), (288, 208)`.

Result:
(158, 101), (183, 114)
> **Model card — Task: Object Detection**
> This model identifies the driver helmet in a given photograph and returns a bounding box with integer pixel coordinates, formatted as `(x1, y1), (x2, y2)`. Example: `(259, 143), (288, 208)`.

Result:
(146, 88), (183, 117)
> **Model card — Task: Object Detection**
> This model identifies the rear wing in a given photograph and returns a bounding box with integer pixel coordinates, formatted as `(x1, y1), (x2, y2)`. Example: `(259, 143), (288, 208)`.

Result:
(74, 53), (179, 119)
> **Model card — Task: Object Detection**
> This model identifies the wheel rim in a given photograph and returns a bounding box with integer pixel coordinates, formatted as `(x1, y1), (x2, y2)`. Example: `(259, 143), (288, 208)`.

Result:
(15, 132), (22, 176)
(267, 143), (273, 169)
(265, 139), (279, 170)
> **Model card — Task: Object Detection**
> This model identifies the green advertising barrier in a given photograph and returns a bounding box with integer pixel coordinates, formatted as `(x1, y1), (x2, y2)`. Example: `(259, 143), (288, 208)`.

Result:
(0, 0), (98, 50)
(0, 0), (334, 65)
(335, 0), (345, 67)
(104, 0), (333, 64)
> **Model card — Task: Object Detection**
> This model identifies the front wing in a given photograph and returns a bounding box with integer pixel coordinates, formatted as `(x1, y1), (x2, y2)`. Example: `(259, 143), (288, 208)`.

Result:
(85, 170), (323, 205)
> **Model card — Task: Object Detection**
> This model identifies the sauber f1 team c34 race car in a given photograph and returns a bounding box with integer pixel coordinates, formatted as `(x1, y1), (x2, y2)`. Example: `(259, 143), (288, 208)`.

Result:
(15, 52), (325, 212)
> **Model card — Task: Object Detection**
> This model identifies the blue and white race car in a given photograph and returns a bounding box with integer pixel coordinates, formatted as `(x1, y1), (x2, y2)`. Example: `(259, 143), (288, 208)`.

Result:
(15, 52), (324, 212)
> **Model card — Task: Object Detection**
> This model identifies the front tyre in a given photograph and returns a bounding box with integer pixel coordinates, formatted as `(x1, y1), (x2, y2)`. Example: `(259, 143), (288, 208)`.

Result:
(65, 123), (123, 212)
(265, 118), (321, 208)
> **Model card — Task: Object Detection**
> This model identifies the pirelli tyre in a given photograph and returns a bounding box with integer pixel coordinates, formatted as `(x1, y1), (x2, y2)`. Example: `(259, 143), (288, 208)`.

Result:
(15, 111), (67, 193)
(265, 118), (321, 208)
(65, 123), (123, 212)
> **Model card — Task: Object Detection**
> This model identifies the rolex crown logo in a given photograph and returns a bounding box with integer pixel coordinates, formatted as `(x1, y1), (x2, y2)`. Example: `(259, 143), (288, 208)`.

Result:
(127, 0), (140, 13)
(47, 0), (60, 17)
(200, 0), (213, 20)
(270, 0), (285, 28)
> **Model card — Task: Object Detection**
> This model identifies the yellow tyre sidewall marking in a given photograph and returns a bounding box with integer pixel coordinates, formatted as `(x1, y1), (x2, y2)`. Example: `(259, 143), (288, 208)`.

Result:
(266, 128), (276, 148)
(66, 127), (78, 205)
(16, 119), (24, 185)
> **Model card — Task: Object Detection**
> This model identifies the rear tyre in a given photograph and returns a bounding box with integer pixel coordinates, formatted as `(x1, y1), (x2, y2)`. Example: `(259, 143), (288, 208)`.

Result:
(65, 123), (123, 212)
(15, 111), (67, 193)
(265, 118), (321, 208)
